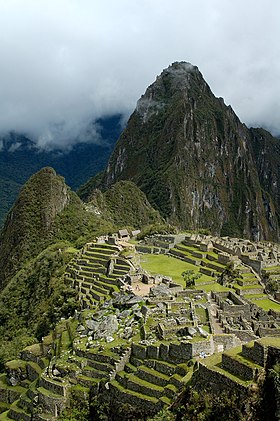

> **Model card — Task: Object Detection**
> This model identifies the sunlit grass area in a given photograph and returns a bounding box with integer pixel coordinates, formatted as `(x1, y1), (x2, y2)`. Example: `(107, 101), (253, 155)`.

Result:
(139, 254), (226, 291)
(249, 298), (280, 312)
(199, 283), (230, 293)
(140, 254), (196, 286)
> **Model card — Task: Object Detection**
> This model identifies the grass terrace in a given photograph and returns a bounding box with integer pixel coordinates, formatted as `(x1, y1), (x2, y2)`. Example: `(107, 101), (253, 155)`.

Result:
(140, 254), (213, 287)
(140, 252), (231, 293)
(262, 266), (280, 273)
(249, 298), (280, 312)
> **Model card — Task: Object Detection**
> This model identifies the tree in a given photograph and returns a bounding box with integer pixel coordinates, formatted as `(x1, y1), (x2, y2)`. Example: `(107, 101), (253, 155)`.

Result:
(219, 262), (240, 286)
(181, 270), (201, 288)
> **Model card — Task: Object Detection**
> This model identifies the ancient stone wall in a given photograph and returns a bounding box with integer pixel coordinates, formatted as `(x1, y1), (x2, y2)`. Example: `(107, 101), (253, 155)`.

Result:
(240, 256), (263, 274)
(267, 345), (280, 368)
(221, 354), (257, 381)
(193, 363), (247, 395)
(258, 327), (280, 337)
(213, 334), (239, 353)
(110, 347), (132, 380)
(242, 341), (267, 366)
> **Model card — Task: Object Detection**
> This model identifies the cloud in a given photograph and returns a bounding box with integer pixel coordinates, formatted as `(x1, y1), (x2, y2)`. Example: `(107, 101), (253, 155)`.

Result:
(0, 0), (280, 149)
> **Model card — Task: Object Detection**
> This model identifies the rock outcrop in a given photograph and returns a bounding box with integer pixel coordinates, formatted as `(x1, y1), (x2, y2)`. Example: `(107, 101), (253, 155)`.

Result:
(91, 62), (280, 241)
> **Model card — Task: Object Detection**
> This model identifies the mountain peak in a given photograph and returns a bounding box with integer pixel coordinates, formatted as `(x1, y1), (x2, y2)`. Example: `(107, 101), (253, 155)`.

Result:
(163, 60), (197, 75)
(0, 167), (70, 288)
(94, 62), (280, 242)
(136, 61), (204, 122)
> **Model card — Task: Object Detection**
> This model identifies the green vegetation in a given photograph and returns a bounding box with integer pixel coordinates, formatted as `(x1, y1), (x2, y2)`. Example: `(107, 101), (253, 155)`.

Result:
(0, 167), (165, 369)
(182, 270), (202, 288)
(249, 298), (280, 312)
(136, 223), (177, 240)
(171, 386), (263, 421)
(86, 63), (280, 240)
(52, 190), (115, 248)
(99, 181), (163, 228)
(58, 385), (90, 421)
(218, 262), (241, 286)
(0, 115), (122, 227)
(0, 242), (78, 368)
(140, 254), (206, 286)
(139, 252), (229, 292)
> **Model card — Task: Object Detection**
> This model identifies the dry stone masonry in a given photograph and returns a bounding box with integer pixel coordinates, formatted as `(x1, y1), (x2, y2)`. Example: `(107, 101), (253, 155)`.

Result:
(0, 232), (279, 419)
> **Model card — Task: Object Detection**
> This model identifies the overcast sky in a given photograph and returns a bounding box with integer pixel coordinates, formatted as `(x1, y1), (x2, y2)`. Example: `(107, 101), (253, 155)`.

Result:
(0, 0), (280, 149)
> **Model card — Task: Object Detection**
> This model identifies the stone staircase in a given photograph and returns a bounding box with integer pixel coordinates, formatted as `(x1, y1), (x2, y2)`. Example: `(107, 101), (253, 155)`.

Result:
(103, 341), (192, 416)
(65, 242), (132, 309)
(234, 270), (264, 297)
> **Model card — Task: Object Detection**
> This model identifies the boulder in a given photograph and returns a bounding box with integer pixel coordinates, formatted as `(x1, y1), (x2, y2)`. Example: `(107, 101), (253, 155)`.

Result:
(149, 283), (171, 297)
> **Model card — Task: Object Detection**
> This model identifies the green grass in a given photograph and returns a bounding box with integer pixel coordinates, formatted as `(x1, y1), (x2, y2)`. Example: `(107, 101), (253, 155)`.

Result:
(224, 346), (262, 369)
(198, 283), (230, 292)
(200, 257), (225, 268)
(201, 353), (252, 386)
(249, 298), (280, 312)
(5, 359), (26, 370)
(65, 247), (78, 254)
(258, 337), (280, 347)
(242, 273), (258, 278)
(263, 266), (280, 272)
(245, 294), (267, 299)
(140, 254), (212, 286)
(140, 253), (231, 294)
(234, 284), (262, 290)
(195, 307), (208, 323)
(110, 379), (158, 403)
(202, 325), (211, 333)
(0, 411), (11, 420)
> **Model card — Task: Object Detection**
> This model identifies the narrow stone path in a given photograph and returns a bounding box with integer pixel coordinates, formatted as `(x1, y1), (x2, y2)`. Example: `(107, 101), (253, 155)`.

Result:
(207, 293), (224, 334)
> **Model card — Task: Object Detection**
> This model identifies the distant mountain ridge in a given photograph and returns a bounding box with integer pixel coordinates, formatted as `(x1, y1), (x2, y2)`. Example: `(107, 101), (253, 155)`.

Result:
(0, 115), (123, 226)
(87, 62), (280, 241)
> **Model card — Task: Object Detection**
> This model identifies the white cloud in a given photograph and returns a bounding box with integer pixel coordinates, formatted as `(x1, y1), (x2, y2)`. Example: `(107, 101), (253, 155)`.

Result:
(0, 0), (280, 149)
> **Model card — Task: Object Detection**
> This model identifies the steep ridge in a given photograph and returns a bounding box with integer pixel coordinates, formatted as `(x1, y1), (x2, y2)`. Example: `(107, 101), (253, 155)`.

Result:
(91, 62), (280, 241)
(0, 167), (70, 289)
(249, 128), (280, 231)
(0, 168), (162, 291)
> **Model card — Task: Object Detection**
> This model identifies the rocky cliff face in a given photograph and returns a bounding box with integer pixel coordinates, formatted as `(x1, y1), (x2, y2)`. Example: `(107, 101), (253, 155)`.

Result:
(96, 62), (279, 241)
(249, 127), (280, 231)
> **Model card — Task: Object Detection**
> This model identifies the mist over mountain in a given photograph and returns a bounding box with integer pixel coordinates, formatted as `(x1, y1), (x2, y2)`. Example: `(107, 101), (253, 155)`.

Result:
(0, 60), (280, 421)
(0, 114), (123, 226)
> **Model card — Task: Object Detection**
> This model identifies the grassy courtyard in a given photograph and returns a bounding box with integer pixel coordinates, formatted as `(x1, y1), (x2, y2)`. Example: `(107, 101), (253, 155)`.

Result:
(140, 254), (229, 292)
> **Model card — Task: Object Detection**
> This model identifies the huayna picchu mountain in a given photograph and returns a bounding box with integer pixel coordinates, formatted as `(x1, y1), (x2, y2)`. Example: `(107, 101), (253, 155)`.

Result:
(86, 61), (280, 241)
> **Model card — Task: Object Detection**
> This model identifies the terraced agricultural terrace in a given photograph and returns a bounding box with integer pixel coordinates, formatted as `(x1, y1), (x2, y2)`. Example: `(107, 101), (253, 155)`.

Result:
(0, 232), (280, 419)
